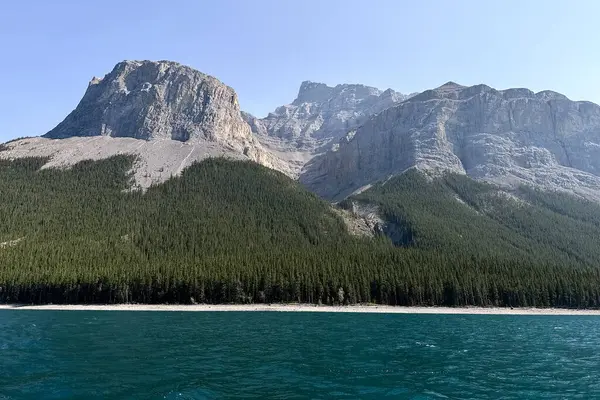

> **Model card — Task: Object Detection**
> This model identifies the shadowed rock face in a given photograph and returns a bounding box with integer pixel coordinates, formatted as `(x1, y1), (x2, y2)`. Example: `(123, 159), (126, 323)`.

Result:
(45, 60), (250, 144)
(301, 83), (600, 201)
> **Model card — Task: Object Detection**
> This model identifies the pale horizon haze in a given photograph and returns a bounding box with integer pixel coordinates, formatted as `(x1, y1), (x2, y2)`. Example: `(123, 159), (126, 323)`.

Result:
(1, 0), (599, 142)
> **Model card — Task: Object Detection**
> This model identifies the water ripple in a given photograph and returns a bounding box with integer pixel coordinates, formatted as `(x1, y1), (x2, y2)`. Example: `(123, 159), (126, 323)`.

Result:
(0, 312), (599, 399)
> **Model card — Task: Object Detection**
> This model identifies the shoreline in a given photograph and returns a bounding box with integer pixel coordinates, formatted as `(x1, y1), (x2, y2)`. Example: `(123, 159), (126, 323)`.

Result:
(1, 304), (600, 315)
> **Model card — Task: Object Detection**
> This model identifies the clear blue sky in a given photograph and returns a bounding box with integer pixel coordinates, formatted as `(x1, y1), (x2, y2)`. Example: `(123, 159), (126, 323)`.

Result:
(1, 0), (599, 142)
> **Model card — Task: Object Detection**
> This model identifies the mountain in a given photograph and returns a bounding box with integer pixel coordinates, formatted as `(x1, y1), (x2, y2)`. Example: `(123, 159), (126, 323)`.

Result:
(45, 60), (251, 142)
(4, 60), (600, 307)
(1, 60), (288, 188)
(343, 169), (600, 267)
(247, 81), (411, 143)
(6, 61), (600, 201)
(242, 81), (414, 177)
(300, 82), (600, 200)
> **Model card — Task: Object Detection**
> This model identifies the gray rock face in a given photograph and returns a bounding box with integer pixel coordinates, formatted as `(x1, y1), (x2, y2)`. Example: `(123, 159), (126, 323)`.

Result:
(46, 60), (251, 144)
(246, 81), (413, 146)
(2, 60), (288, 187)
(242, 81), (413, 178)
(301, 82), (600, 201)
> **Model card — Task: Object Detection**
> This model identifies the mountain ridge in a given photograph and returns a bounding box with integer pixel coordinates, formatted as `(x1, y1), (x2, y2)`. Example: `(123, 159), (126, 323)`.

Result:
(242, 79), (414, 177)
(300, 80), (600, 201)
(3, 59), (600, 203)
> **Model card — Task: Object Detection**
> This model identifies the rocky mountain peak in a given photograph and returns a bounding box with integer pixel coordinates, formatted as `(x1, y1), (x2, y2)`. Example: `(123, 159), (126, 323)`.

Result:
(293, 81), (335, 104)
(248, 80), (411, 146)
(89, 76), (103, 86)
(45, 60), (246, 143)
(438, 81), (465, 90)
(292, 81), (385, 105)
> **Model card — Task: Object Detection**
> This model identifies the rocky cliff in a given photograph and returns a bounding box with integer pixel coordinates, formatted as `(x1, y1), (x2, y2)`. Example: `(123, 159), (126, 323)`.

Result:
(46, 60), (251, 143)
(301, 82), (600, 200)
(245, 81), (412, 146)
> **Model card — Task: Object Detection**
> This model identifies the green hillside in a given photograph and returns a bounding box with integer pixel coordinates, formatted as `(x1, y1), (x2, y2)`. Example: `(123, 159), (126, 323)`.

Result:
(345, 170), (600, 266)
(1, 157), (600, 308)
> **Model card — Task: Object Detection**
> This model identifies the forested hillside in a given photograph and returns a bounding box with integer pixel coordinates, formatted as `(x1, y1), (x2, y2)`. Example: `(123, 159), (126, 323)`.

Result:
(345, 170), (600, 266)
(1, 157), (600, 308)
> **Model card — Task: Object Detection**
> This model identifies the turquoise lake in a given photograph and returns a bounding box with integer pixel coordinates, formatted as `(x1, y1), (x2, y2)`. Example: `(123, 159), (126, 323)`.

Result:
(0, 311), (598, 399)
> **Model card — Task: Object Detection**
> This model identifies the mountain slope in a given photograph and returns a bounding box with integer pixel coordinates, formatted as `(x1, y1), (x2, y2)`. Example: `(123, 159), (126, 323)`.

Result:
(0, 156), (359, 303)
(1, 157), (600, 307)
(247, 81), (411, 143)
(344, 170), (600, 267)
(302, 82), (600, 201)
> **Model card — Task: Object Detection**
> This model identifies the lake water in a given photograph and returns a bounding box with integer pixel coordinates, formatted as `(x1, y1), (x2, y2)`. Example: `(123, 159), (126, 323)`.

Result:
(0, 311), (598, 399)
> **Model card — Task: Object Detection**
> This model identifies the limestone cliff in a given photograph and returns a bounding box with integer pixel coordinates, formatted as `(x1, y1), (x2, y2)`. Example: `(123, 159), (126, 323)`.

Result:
(46, 60), (252, 144)
(301, 82), (600, 201)
(4, 63), (600, 203)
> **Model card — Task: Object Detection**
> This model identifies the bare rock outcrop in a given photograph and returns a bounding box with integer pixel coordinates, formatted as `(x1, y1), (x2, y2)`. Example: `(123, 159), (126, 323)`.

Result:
(46, 60), (252, 144)
(4, 62), (600, 203)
